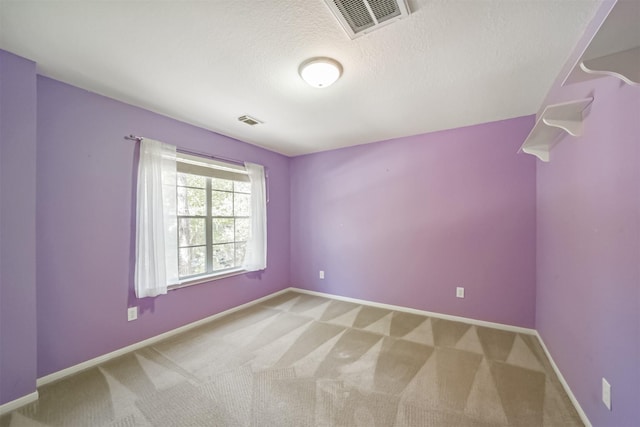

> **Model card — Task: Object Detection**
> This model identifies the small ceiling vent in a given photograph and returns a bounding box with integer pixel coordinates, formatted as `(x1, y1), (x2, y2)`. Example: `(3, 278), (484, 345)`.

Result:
(324, 0), (410, 39)
(238, 115), (263, 126)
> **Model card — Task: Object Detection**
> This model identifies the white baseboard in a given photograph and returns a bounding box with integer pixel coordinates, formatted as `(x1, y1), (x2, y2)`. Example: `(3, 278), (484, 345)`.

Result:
(0, 391), (39, 416)
(37, 287), (291, 387)
(289, 287), (536, 335)
(535, 331), (592, 427)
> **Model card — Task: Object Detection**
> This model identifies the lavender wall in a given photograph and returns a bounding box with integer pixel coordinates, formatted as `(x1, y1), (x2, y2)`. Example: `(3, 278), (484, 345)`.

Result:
(290, 117), (537, 328)
(0, 51), (37, 405)
(36, 77), (290, 377)
(535, 50), (640, 427)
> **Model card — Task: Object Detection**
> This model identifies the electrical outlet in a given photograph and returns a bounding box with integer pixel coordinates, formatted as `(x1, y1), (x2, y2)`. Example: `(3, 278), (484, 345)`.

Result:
(456, 287), (465, 298)
(127, 306), (138, 322)
(319, 270), (325, 279)
(602, 377), (611, 410)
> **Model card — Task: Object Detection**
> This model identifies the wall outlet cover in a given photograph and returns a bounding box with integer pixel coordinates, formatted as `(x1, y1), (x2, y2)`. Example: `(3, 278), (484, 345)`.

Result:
(319, 270), (325, 279)
(127, 306), (138, 322)
(456, 287), (465, 298)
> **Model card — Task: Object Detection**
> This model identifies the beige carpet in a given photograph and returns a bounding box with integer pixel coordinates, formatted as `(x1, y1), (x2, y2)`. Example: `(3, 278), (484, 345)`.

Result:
(1, 291), (583, 426)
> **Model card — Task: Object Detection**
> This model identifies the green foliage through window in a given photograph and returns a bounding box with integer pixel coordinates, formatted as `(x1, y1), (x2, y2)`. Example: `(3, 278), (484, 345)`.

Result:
(177, 171), (250, 279)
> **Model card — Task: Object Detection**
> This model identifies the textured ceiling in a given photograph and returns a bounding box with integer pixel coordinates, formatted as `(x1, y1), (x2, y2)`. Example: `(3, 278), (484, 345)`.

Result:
(0, 0), (599, 156)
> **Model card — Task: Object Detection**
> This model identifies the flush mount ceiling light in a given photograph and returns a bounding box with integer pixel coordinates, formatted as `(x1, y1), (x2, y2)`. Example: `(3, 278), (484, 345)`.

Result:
(299, 57), (343, 88)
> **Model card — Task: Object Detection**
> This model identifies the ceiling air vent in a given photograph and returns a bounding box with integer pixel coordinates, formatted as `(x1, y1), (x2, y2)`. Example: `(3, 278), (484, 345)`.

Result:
(324, 0), (410, 39)
(238, 115), (263, 126)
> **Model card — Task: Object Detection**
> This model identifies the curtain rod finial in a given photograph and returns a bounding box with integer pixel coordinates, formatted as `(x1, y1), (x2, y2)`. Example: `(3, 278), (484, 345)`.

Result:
(125, 135), (143, 142)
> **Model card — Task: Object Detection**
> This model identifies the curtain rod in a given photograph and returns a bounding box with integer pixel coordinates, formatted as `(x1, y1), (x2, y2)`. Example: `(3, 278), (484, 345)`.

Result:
(124, 134), (245, 166)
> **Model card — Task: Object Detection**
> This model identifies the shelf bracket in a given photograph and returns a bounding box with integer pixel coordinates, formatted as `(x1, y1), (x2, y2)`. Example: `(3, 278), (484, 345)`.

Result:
(580, 47), (640, 87)
(542, 118), (584, 137)
(521, 146), (550, 162)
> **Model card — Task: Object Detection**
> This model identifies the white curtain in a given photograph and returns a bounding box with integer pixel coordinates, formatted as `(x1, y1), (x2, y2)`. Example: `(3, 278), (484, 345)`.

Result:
(242, 162), (267, 271)
(134, 139), (179, 298)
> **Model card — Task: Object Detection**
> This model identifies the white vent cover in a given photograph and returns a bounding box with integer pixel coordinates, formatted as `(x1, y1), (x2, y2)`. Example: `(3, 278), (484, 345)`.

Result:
(238, 115), (263, 126)
(324, 0), (410, 39)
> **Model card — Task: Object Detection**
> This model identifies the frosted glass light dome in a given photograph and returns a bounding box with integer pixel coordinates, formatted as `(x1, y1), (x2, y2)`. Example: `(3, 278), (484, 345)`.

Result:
(299, 58), (342, 88)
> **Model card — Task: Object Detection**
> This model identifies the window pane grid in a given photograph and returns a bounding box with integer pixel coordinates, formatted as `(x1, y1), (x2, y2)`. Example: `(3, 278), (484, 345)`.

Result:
(205, 177), (213, 273)
(177, 171), (251, 280)
(177, 185), (205, 189)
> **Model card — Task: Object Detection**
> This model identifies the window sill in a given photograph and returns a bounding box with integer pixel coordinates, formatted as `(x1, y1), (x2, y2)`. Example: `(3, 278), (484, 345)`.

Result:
(169, 268), (246, 290)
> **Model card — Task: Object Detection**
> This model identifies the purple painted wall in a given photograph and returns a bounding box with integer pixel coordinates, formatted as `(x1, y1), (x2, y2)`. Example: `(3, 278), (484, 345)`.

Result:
(0, 51), (38, 405)
(290, 117), (537, 328)
(36, 77), (290, 377)
(535, 6), (640, 426)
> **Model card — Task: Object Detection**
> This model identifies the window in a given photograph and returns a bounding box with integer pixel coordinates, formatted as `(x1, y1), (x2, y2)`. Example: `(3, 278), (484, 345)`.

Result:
(175, 153), (251, 281)
(135, 138), (266, 298)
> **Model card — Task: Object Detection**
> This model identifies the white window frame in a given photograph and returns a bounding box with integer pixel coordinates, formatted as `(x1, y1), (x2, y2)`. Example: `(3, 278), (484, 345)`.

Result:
(170, 153), (251, 288)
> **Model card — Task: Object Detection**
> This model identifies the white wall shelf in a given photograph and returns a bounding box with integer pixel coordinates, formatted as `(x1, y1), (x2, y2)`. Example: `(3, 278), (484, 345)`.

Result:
(519, 98), (593, 162)
(563, 1), (640, 87)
